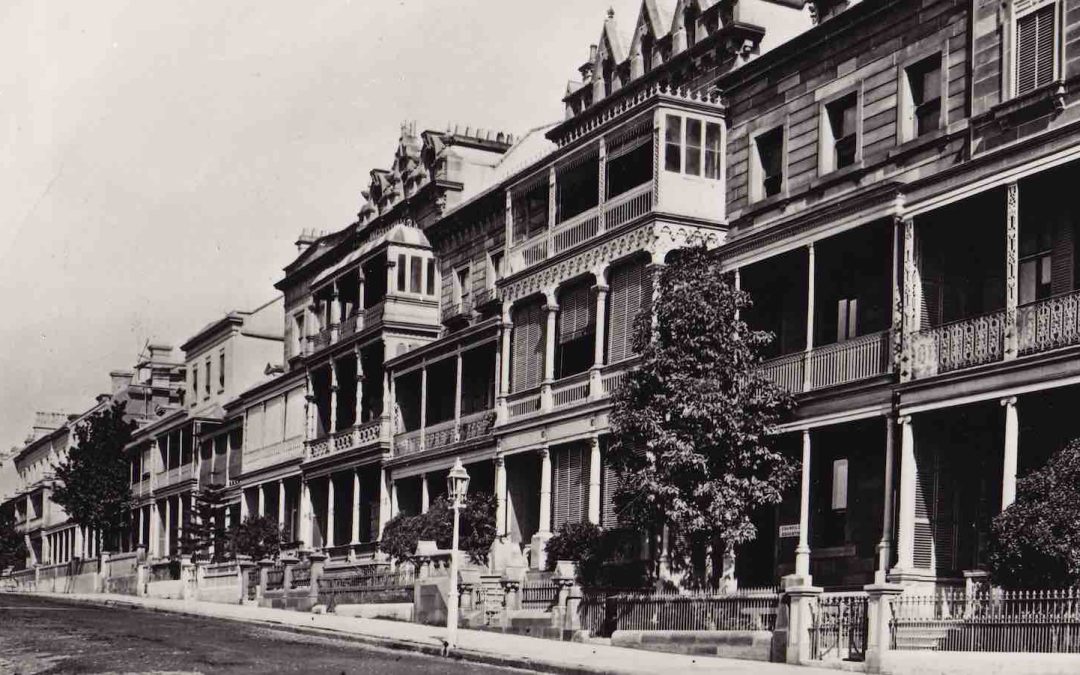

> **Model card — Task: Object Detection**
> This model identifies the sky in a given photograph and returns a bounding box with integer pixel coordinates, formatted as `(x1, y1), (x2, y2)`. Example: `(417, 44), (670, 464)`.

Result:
(0, 0), (644, 452)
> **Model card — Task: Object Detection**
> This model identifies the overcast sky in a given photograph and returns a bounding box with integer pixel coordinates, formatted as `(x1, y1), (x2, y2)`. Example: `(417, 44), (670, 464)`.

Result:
(0, 0), (643, 451)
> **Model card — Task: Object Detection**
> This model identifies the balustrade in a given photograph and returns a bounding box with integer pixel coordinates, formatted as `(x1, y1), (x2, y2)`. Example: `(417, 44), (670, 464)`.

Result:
(911, 311), (1005, 379)
(552, 372), (591, 408)
(759, 351), (806, 394)
(603, 183), (652, 232)
(809, 330), (891, 390)
(1018, 289), (1080, 356)
(306, 419), (387, 461)
(423, 418), (457, 450)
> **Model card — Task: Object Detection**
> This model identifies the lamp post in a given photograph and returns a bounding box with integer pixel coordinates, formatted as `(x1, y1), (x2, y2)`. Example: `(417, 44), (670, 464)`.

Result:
(445, 457), (470, 650)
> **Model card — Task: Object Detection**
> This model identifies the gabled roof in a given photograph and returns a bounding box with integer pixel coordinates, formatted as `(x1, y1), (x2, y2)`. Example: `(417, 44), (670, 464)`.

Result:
(596, 9), (627, 66)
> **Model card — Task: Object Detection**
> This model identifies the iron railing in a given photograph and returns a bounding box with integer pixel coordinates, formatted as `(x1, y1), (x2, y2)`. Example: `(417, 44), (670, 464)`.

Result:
(520, 579), (559, 611)
(810, 592), (868, 662)
(1018, 290), (1080, 356)
(911, 311), (1005, 378)
(317, 565), (415, 610)
(891, 588), (1080, 653)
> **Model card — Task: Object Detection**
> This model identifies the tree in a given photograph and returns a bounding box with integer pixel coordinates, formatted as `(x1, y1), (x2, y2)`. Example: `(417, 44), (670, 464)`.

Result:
(0, 510), (28, 571)
(230, 515), (283, 561)
(376, 492), (497, 565)
(52, 400), (135, 552)
(179, 484), (230, 561)
(988, 439), (1080, 589)
(608, 246), (797, 589)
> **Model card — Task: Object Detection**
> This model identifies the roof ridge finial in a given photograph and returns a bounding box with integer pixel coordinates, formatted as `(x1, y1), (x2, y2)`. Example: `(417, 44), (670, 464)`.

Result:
(607, 7), (615, 19)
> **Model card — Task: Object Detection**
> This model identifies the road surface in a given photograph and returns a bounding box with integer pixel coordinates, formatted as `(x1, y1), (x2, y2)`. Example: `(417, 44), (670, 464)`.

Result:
(0, 594), (530, 674)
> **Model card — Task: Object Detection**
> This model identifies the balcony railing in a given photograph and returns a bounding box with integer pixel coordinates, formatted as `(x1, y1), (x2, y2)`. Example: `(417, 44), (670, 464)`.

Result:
(911, 312), (1005, 379)
(157, 463), (195, 488)
(552, 371), (591, 409)
(392, 409), (497, 460)
(244, 436), (304, 474)
(759, 330), (892, 394)
(339, 312), (361, 338)
(509, 182), (655, 275)
(507, 389), (542, 419)
(441, 296), (473, 323)
(1018, 289), (1080, 356)
(306, 419), (388, 462)
(313, 327), (332, 351)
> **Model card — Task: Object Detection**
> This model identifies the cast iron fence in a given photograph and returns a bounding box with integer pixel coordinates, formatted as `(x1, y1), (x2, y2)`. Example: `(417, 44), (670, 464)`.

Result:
(810, 592), (868, 662)
(317, 565), (415, 611)
(577, 588), (780, 637)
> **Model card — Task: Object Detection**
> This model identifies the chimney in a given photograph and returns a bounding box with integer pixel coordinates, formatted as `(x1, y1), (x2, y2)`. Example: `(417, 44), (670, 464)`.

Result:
(29, 412), (68, 441)
(295, 228), (319, 254)
(109, 370), (134, 395)
(147, 343), (174, 362)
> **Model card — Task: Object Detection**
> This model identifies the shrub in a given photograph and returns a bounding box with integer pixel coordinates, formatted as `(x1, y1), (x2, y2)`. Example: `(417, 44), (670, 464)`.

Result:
(230, 515), (283, 561)
(376, 492), (497, 565)
(988, 438), (1080, 589)
(545, 522), (603, 573)
(545, 523), (648, 587)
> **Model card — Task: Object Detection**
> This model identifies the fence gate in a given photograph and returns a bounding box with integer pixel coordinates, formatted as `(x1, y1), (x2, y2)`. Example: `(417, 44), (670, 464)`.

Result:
(811, 593), (868, 662)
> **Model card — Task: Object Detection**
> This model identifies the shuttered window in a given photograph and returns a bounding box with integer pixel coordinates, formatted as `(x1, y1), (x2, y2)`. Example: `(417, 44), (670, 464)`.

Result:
(511, 302), (544, 392)
(553, 445), (588, 529)
(608, 260), (648, 363)
(913, 443), (956, 573)
(1016, 3), (1057, 96)
(601, 444), (622, 528)
(558, 284), (595, 344)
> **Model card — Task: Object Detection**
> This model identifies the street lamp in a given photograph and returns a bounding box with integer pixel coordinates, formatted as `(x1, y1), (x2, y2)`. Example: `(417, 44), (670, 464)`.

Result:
(445, 457), (470, 650)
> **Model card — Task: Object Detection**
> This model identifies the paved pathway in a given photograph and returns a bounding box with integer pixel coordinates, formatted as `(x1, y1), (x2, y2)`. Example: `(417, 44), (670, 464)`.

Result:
(12, 591), (839, 674)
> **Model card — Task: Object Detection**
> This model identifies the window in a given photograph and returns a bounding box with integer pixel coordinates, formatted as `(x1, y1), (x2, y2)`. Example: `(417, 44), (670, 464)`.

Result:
(293, 313), (305, 354)
(1015, 1), (1057, 96)
(426, 259), (436, 295)
(751, 127), (784, 201)
(836, 298), (858, 342)
(822, 93), (859, 173)
(1020, 219), (1053, 304)
(556, 283), (596, 379)
(607, 260), (648, 363)
(192, 366), (199, 404)
(511, 180), (549, 243)
(684, 118), (702, 177)
(455, 266), (471, 307)
(664, 115), (682, 173)
(204, 359), (211, 397)
(902, 54), (943, 142)
(488, 251), (503, 288)
(396, 253), (407, 291)
(831, 459), (849, 511)
(218, 350), (225, 391)
(409, 256), (422, 293)
(704, 122), (723, 180)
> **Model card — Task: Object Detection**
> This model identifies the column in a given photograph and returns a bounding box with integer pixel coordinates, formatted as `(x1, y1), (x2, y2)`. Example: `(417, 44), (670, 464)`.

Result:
(164, 497), (172, 558)
(1002, 397), (1019, 510)
(541, 294), (558, 411)
(390, 480), (399, 519)
(357, 275), (366, 328)
(590, 274), (609, 399)
(346, 469), (360, 544)
(891, 217), (903, 372)
(587, 436), (602, 525)
(377, 467), (391, 538)
(803, 243), (816, 393)
(494, 457), (507, 537)
(299, 479), (312, 548)
(894, 416), (916, 571)
(733, 268), (741, 321)
(330, 283), (341, 340)
(326, 474), (336, 549)
(354, 346), (364, 424)
(240, 488), (250, 521)
(497, 308), (513, 421)
(420, 473), (430, 514)
(258, 483), (266, 517)
(74, 526), (83, 559)
(419, 365), (428, 450)
(538, 447), (552, 535)
(329, 361), (339, 433)
(305, 373), (317, 440)
(1005, 182), (1019, 359)
(278, 479), (286, 527)
(901, 218), (918, 381)
(794, 430), (812, 580)
(150, 502), (160, 557)
(386, 252), (397, 297)
(876, 414), (896, 582)
(453, 351), (463, 439)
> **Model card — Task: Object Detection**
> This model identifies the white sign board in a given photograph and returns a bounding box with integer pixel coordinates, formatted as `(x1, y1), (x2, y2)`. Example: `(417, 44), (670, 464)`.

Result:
(779, 524), (800, 539)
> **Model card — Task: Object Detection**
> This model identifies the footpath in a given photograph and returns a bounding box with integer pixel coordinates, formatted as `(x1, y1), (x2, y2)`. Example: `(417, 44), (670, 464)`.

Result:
(19, 591), (835, 674)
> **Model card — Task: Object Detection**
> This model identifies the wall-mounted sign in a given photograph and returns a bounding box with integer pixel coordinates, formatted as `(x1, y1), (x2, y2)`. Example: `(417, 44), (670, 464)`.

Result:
(779, 524), (800, 539)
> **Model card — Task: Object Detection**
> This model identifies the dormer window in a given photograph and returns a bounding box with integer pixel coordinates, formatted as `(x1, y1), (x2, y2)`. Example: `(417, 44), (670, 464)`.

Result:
(1014, 0), (1058, 96)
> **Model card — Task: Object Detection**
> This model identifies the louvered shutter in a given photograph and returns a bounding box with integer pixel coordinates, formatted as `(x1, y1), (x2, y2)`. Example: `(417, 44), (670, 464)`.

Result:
(1052, 216), (1073, 295)
(608, 260), (647, 363)
(601, 448), (621, 528)
(512, 302), (544, 392)
(912, 443), (957, 573)
(553, 450), (568, 528)
(1016, 4), (1056, 96)
(553, 446), (587, 530)
(559, 284), (594, 344)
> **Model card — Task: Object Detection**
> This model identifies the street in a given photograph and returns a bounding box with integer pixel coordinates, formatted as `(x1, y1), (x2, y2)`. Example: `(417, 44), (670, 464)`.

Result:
(0, 594), (531, 674)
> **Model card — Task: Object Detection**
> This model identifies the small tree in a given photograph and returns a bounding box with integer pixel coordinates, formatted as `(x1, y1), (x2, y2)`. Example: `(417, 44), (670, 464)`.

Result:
(376, 493), (497, 565)
(0, 510), (28, 570)
(52, 401), (135, 552)
(230, 515), (283, 561)
(608, 246), (796, 589)
(179, 484), (230, 561)
(988, 439), (1080, 589)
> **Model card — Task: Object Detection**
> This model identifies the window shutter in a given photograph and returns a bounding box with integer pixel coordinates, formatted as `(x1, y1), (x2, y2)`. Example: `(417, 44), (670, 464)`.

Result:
(601, 449), (621, 528)
(512, 302), (544, 392)
(608, 260), (647, 363)
(553, 449), (568, 529)
(559, 284), (594, 344)
(1052, 212), (1074, 296)
(1016, 4), (1056, 95)
(552, 446), (586, 530)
